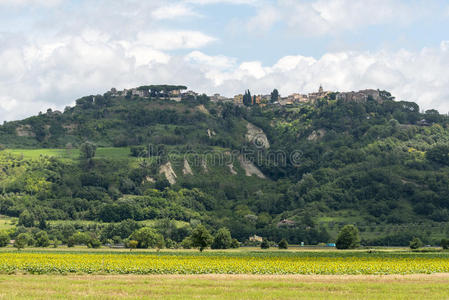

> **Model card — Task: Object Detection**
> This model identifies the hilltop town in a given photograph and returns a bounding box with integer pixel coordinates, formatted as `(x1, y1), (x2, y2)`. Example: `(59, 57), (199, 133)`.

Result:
(107, 84), (393, 107)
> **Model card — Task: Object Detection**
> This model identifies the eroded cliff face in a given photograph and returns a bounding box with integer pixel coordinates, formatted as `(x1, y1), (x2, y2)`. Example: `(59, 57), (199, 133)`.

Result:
(183, 159), (194, 176)
(159, 161), (177, 185)
(238, 155), (266, 179)
(245, 122), (270, 149)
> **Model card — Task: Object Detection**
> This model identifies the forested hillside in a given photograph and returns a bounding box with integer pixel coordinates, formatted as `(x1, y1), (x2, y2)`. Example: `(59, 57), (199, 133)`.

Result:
(1, 88), (449, 246)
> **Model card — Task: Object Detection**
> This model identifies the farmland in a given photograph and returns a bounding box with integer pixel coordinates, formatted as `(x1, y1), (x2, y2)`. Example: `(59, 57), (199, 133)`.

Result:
(1, 249), (449, 275)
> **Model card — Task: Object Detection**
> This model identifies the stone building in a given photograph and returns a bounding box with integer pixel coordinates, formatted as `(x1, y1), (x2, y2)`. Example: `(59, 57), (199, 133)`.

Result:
(308, 85), (330, 103)
(337, 89), (383, 103)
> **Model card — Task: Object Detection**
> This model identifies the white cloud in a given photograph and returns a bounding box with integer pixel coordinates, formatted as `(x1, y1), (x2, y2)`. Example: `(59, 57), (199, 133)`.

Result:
(152, 3), (200, 20)
(185, 51), (235, 69)
(3, 39), (449, 121)
(272, 55), (315, 71)
(246, 5), (280, 32)
(185, 0), (258, 5)
(0, 96), (18, 112)
(244, 0), (431, 36)
(0, 0), (62, 6)
(136, 31), (217, 50)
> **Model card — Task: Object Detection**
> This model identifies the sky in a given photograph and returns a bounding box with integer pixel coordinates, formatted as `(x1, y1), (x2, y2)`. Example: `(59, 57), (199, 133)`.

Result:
(1, 0), (449, 122)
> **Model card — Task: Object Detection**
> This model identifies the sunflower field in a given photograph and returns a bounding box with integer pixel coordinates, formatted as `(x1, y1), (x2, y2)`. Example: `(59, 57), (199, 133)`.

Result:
(1, 251), (449, 275)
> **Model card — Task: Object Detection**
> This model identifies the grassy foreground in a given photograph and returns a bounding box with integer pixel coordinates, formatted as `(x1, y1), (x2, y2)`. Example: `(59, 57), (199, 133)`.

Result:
(0, 274), (448, 299)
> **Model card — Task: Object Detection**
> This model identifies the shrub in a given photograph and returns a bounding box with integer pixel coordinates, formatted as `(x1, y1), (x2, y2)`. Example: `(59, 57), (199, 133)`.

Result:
(0, 231), (9, 247)
(181, 237), (192, 249)
(230, 238), (240, 249)
(190, 225), (213, 252)
(211, 228), (233, 249)
(410, 237), (423, 250)
(68, 232), (91, 247)
(261, 239), (270, 249)
(165, 238), (178, 249)
(14, 233), (28, 250)
(80, 142), (96, 159)
(441, 238), (449, 250)
(278, 238), (288, 249)
(129, 228), (164, 249)
(18, 210), (34, 228)
(87, 238), (101, 248)
(336, 225), (360, 249)
(128, 240), (138, 250)
(35, 231), (50, 247)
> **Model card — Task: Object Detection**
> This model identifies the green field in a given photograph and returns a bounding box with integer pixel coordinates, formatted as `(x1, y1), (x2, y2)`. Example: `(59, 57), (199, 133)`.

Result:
(1, 274), (449, 299)
(5, 147), (133, 161)
(0, 215), (16, 231)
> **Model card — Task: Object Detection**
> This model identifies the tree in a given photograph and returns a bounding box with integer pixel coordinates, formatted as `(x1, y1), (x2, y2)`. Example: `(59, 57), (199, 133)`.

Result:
(336, 225), (360, 249)
(35, 231), (50, 247)
(243, 90), (252, 106)
(211, 227), (233, 249)
(181, 237), (193, 249)
(278, 238), (288, 249)
(128, 240), (138, 251)
(409, 237), (423, 249)
(14, 233), (28, 250)
(261, 238), (270, 249)
(0, 231), (9, 247)
(68, 232), (90, 247)
(427, 144), (449, 166)
(270, 89), (279, 103)
(38, 217), (47, 230)
(18, 210), (34, 228)
(87, 237), (101, 248)
(231, 238), (240, 249)
(80, 142), (97, 159)
(190, 225), (213, 252)
(129, 228), (164, 249)
(441, 238), (449, 250)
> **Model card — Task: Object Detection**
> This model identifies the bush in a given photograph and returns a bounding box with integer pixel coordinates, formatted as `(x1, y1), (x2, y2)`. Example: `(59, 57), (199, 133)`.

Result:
(336, 225), (360, 249)
(441, 238), (449, 250)
(130, 146), (146, 157)
(165, 238), (178, 249)
(230, 238), (240, 249)
(87, 238), (101, 248)
(80, 142), (96, 159)
(129, 228), (164, 249)
(190, 225), (213, 252)
(68, 232), (91, 247)
(14, 233), (28, 250)
(181, 237), (192, 249)
(410, 237), (423, 249)
(0, 231), (9, 247)
(52, 240), (60, 248)
(261, 238), (270, 249)
(128, 240), (138, 250)
(35, 231), (50, 247)
(278, 238), (288, 249)
(211, 228), (232, 249)
(18, 210), (34, 228)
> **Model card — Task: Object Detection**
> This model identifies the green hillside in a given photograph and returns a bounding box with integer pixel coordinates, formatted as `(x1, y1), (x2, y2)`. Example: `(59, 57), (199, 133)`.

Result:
(1, 88), (449, 246)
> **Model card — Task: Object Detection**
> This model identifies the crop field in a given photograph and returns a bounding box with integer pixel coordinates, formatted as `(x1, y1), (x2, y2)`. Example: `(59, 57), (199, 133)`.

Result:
(1, 250), (449, 275)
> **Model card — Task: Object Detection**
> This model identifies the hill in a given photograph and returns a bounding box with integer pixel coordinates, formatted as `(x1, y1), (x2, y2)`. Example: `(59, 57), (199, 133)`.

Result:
(1, 87), (449, 246)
